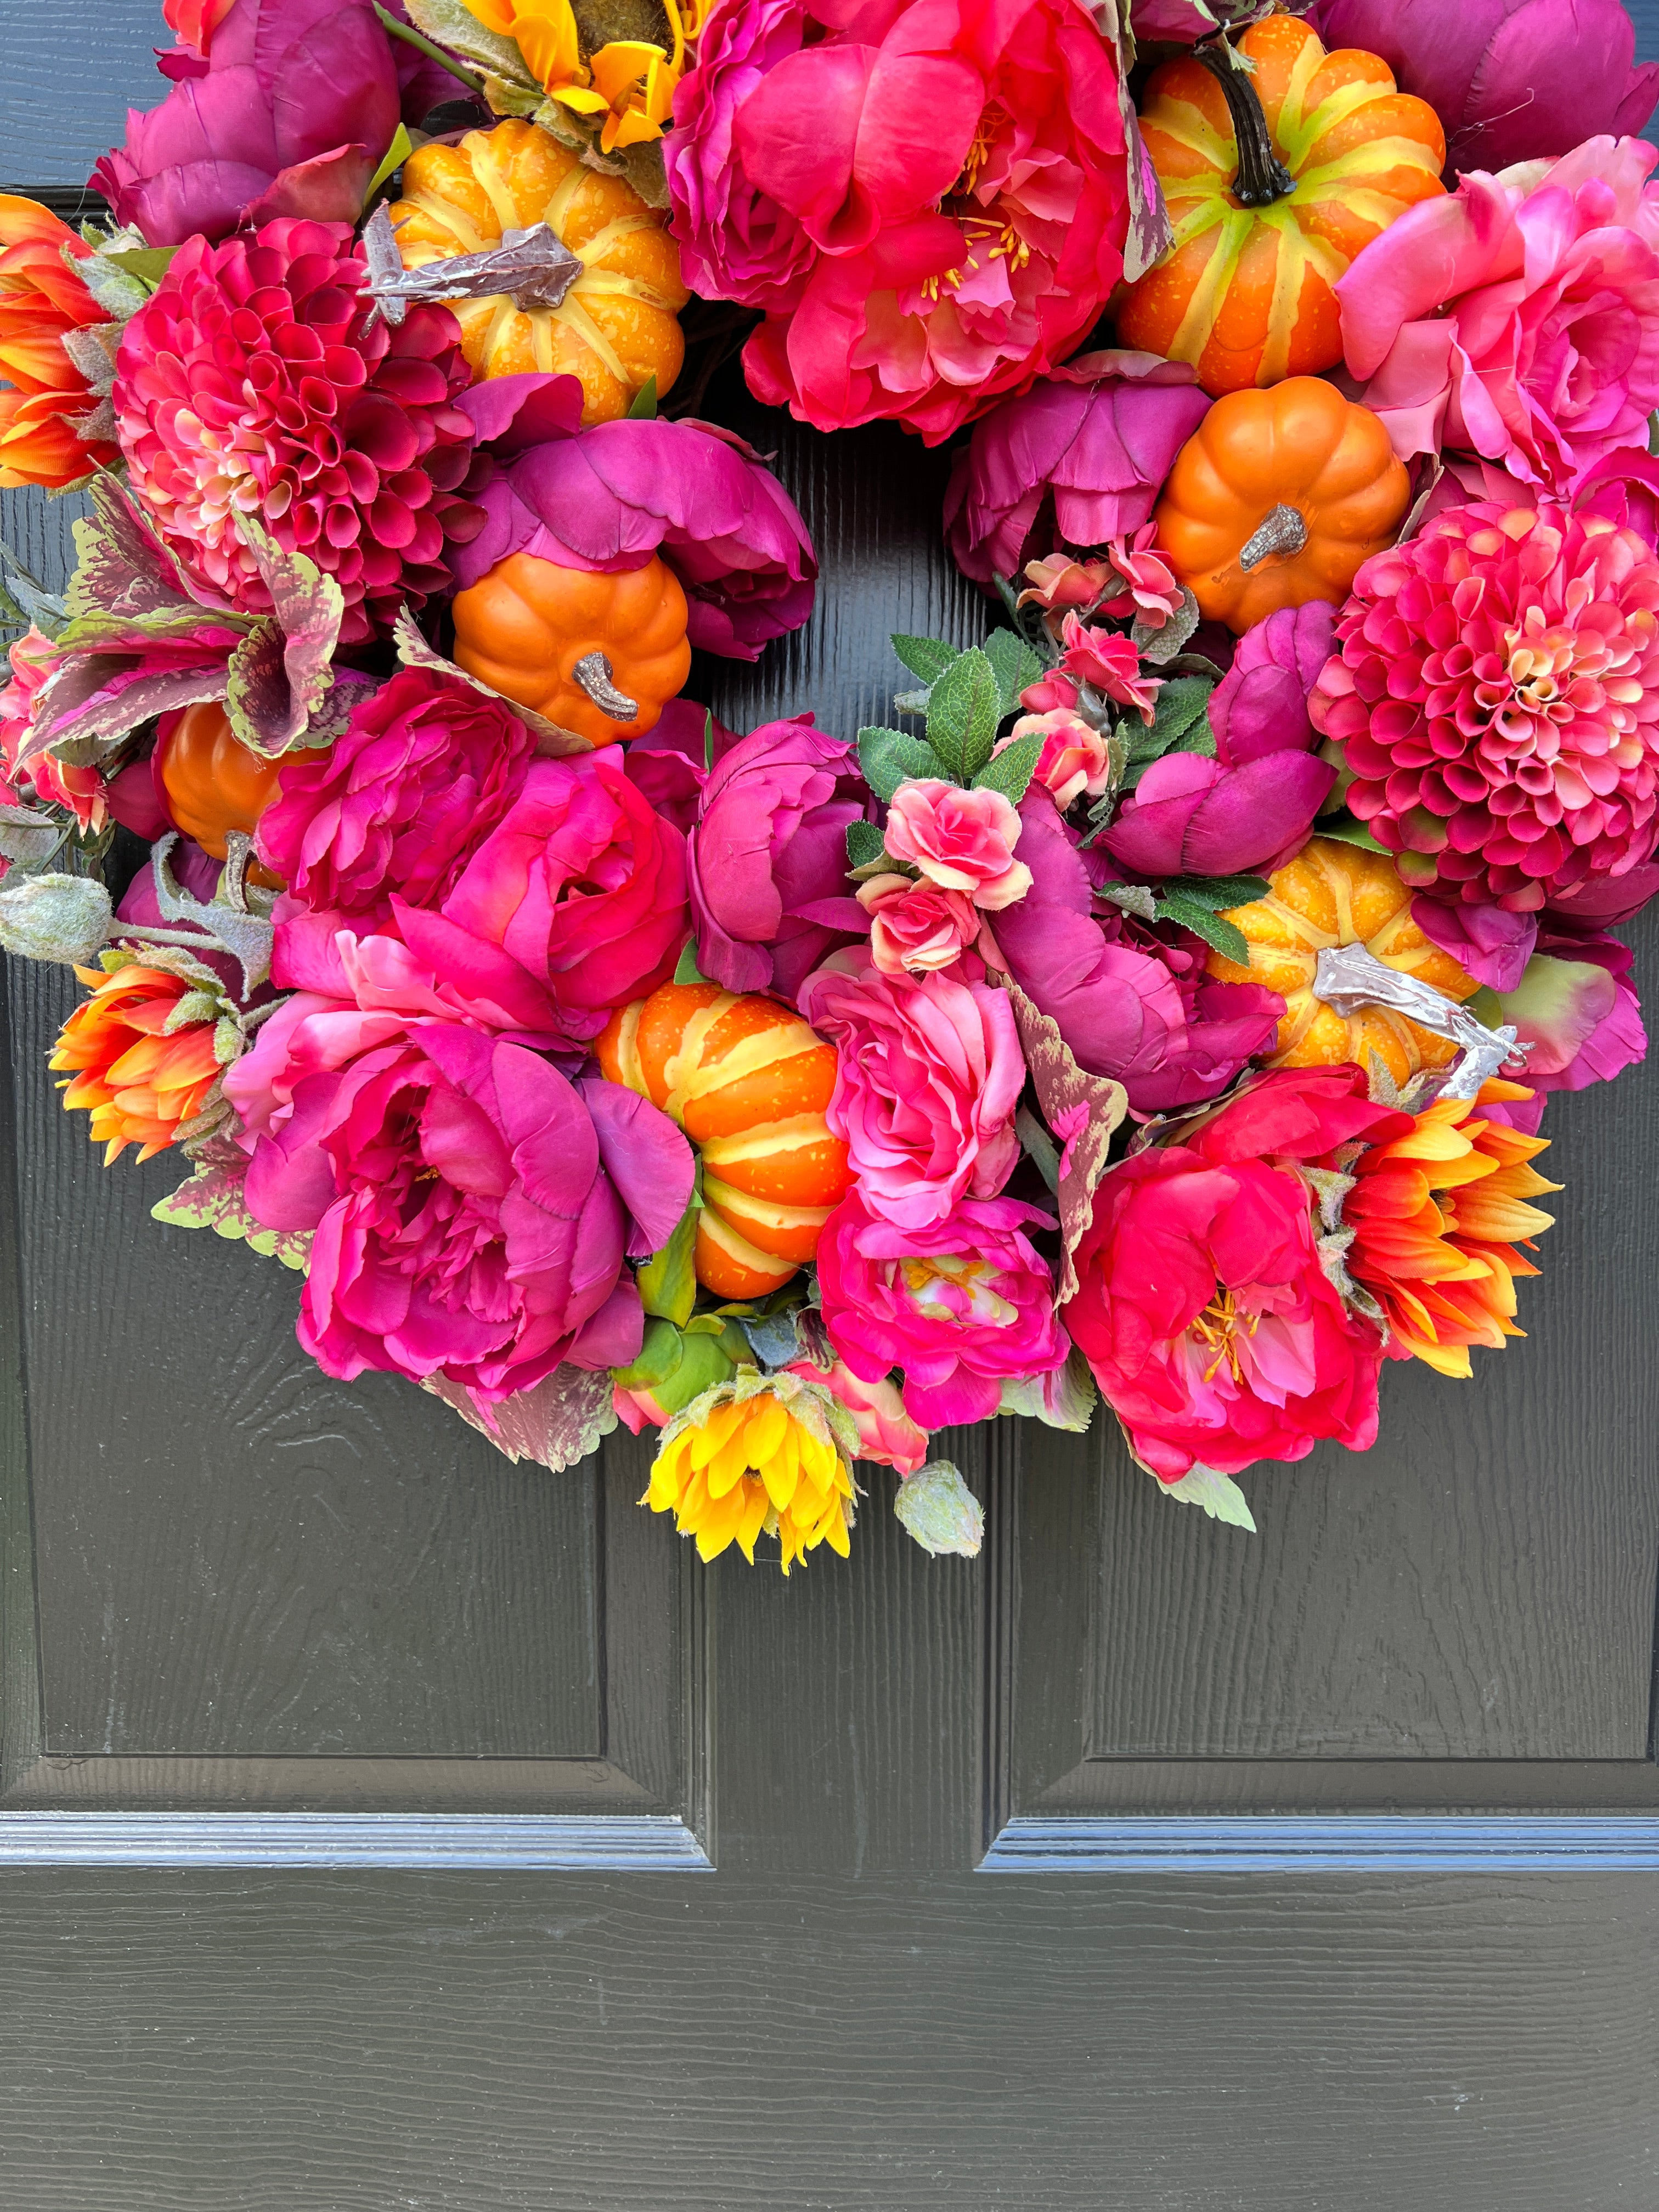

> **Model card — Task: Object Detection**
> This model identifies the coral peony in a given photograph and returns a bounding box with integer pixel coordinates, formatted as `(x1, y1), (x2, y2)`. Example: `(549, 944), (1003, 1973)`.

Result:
(257, 671), (537, 925)
(797, 956), (1024, 1231)
(644, 1369), (859, 1571)
(883, 780), (1031, 911)
(1311, 500), (1659, 913)
(856, 873), (979, 978)
(817, 1192), (1066, 1429)
(52, 960), (222, 1163)
(783, 1356), (930, 1474)
(231, 1011), (693, 1398)
(944, 351), (1211, 586)
(1340, 137), (1659, 496)
(1310, 0), (1659, 178)
(666, 0), (1133, 442)
(0, 196), (120, 489)
(688, 715), (870, 1000)
(114, 218), (478, 645)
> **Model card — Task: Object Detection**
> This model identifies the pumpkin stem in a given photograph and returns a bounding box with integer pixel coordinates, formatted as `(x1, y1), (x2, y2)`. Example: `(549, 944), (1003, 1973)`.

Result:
(1197, 43), (1297, 208)
(572, 650), (641, 723)
(1239, 503), (1309, 570)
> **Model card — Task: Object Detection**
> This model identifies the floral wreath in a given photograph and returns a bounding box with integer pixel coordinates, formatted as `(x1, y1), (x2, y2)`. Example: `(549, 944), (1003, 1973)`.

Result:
(1, 0), (1655, 1572)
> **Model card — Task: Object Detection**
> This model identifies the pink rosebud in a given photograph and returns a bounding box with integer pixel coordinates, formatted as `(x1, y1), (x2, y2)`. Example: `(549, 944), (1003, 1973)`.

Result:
(1018, 554), (1115, 615)
(1058, 615), (1162, 726)
(783, 1356), (929, 1474)
(856, 873), (980, 977)
(883, 779), (1032, 912)
(1096, 525), (1184, 630)
(1018, 669), (1082, 715)
(994, 710), (1113, 813)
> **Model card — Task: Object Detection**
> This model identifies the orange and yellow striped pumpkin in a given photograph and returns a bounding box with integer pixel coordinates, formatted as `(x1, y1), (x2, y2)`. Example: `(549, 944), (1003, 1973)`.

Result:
(597, 983), (852, 1299)
(1116, 14), (1446, 397)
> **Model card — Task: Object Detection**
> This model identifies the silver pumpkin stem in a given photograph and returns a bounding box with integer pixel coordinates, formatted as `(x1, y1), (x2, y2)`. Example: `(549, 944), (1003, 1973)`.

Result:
(571, 652), (640, 723)
(1238, 503), (1310, 571)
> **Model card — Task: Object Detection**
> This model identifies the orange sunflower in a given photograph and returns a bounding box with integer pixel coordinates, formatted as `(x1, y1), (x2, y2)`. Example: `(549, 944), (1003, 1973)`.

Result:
(52, 962), (222, 1164)
(1342, 1079), (1560, 1379)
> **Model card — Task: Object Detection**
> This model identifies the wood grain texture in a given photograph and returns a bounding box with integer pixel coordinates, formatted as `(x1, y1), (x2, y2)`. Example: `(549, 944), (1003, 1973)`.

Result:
(0, 1), (177, 193)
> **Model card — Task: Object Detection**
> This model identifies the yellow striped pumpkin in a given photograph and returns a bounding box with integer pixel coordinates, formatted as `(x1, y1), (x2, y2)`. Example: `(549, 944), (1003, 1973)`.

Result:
(597, 983), (852, 1299)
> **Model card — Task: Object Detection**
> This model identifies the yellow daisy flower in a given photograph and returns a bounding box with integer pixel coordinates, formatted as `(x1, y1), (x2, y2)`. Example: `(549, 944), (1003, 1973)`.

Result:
(644, 1370), (860, 1573)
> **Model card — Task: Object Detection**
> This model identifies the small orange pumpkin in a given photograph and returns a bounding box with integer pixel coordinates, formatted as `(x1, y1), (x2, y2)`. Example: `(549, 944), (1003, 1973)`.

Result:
(155, 703), (284, 880)
(1116, 14), (1446, 397)
(1205, 837), (1480, 1086)
(1154, 377), (1409, 633)
(450, 550), (692, 746)
(597, 982), (852, 1299)
(388, 119), (688, 426)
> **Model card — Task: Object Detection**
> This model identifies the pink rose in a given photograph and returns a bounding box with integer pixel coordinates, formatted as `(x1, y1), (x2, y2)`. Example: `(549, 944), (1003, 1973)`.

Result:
(797, 956), (1024, 1229)
(1340, 136), (1659, 494)
(0, 627), (107, 833)
(817, 1192), (1066, 1429)
(856, 872), (980, 977)
(784, 1355), (930, 1473)
(1094, 526), (1184, 630)
(1057, 615), (1161, 725)
(883, 778), (1032, 911)
(992, 709), (1113, 812)
(1017, 554), (1117, 615)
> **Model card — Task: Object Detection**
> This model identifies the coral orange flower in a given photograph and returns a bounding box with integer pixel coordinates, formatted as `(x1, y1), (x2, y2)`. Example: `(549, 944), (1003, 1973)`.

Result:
(644, 1369), (859, 1572)
(1343, 1079), (1561, 1379)
(51, 960), (223, 1164)
(0, 195), (119, 489)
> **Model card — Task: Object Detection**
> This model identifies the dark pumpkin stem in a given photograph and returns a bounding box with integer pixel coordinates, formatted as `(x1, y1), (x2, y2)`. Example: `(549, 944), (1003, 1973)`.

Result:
(1197, 43), (1296, 208)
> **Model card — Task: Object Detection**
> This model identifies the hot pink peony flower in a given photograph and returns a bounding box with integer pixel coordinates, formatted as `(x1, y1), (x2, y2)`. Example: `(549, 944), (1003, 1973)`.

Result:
(817, 1191), (1066, 1429)
(783, 1355), (930, 1473)
(797, 955), (1024, 1229)
(1476, 921), (1646, 1126)
(1311, 499), (1659, 913)
(992, 708), (1113, 813)
(1057, 615), (1161, 725)
(856, 872), (979, 977)
(113, 218), (478, 645)
(883, 778), (1031, 910)
(256, 670), (536, 924)
(229, 1008), (693, 1400)
(944, 350), (1211, 584)
(1339, 137), (1659, 496)
(668, 0), (1134, 443)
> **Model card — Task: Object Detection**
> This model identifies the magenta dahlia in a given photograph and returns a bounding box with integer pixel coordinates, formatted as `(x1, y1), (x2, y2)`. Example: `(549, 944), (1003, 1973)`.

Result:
(113, 217), (477, 646)
(1313, 501), (1659, 913)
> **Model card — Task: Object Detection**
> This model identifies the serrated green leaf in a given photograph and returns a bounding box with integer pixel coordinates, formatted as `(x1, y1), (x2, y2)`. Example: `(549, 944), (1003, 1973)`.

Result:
(1160, 1463), (1257, 1532)
(845, 819), (887, 871)
(627, 373), (658, 420)
(366, 122), (413, 201)
(983, 627), (1042, 720)
(1155, 893), (1250, 965)
(857, 725), (940, 801)
(972, 725), (1045, 804)
(891, 634), (959, 684)
(672, 936), (710, 986)
(1316, 815), (1390, 856)
(1175, 874), (1272, 911)
(925, 647), (1000, 782)
(1167, 716), (1216, 759)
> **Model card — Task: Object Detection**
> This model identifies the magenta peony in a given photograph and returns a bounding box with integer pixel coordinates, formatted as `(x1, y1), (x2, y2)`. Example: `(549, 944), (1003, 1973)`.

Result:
(797, 955), (1024, 1230)
(943, 352), (1212, 585)
(882, 779), (1031, 910)
(856, 873), (980, 977)
(817, 1192), (1067, 1429)
(687, 715), (870, 1000)
(1063, 1072), (1395, 1480)
(114, 218), (478, 645)
(257, 671), (537, 925)
(229, 1010), (694, 1400)
(1309, 0), (1659, 178)
(1311, 499), (1659, 913)
(1477, 922), (1647, 1120)
(621, 699), (736, 837)
(1340, 137), (1659, 496)
(667, 0), (1133, 443)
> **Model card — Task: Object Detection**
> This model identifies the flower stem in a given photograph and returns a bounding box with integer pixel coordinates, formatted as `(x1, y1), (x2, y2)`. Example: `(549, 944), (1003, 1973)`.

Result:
(371, 5), (487, 99)
(1196, 43), (1296, 208)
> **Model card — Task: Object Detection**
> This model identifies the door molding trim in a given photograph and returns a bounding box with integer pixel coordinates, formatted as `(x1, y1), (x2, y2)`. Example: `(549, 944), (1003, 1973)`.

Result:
(981, 1813), (1659, 1872)
(0, 1809), (712, 1869)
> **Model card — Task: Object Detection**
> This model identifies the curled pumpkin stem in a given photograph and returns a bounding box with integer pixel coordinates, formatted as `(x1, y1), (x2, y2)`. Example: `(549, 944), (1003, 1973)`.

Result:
(1238, 503), (1310, 570)
(571, 649), (641, 721)
(1196, 42), (1296, 208)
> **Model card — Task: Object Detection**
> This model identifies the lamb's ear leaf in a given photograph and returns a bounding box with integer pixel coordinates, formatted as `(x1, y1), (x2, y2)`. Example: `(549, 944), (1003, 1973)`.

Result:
(1159, 1463), (1256, 1533)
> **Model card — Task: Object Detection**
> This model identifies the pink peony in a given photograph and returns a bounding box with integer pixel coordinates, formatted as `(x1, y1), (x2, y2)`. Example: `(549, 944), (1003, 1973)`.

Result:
(229, 1007), (693, 1400)
(1340, 137), (1659, 496)
(883, 778), (1031, 910)
(856, 873), (980, 977)
(784, 1355), (930, 1473)
(256, 670), (536, 924)
(992, 708), (1114, 814)
(817, 1191), (1066, 1429)
(668, 0), (1133, 443)
(1479, 922), (1646, 1117)
(114, 218), (478, 644)
(797, 955), (1024, 1229)
(1311, 499), (1659, 912)
(620, 699), (737, 837)
(943, 349), (1211, 585)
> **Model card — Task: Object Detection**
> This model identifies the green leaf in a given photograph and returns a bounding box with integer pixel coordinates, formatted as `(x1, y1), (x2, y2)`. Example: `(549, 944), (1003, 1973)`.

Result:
(845, 819), (887, 871)
(925, 646), (1001, 782)
(891, 634), (959, 684)
(636, 1175), (701, 1328)
(100, 243), (179, 288)
(983, 627), (1042, 720)
(672, 935), (710, 986)
(972, 725), (1045, 804)
(1127, 673), (1215, 763)
(702, 709), (714, 772)
(1155, 893), (1250, 965)
(1317, 815), (1390, 856)
(893, 1462), (984, 1559)
(366, 122), (413, 201)
(1167, 717), (1217, 758)
(1175, 874), (1271, 911)
(627, 373), (659, 421)
(857, 725), (940, 802)
(1160, 1463), (1257, 1533)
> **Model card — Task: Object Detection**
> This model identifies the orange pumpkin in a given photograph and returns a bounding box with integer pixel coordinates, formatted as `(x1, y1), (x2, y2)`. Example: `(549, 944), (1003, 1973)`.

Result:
(155, 703), (284, 881)
(597, 983), (852, 1299)
(1154, 377), (1409, 633)
(388, 119), (688, 426)
(1204, 837), (1480, 1086)
(450, 550), (691, 746)
(1116, 14), (1446, 396)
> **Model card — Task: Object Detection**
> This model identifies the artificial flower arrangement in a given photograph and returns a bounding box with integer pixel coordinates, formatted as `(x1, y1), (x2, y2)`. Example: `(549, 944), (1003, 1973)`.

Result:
(0, 0), (1656, 1571)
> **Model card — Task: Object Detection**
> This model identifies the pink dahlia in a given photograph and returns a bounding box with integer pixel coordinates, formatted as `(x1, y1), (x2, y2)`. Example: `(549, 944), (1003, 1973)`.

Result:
(113, 217), (478, 645)
(1312, 500), (1659, 913)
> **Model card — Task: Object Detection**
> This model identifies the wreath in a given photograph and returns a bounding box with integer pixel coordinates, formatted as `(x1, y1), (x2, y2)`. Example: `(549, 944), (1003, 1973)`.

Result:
(1, 0), (1655, 1570)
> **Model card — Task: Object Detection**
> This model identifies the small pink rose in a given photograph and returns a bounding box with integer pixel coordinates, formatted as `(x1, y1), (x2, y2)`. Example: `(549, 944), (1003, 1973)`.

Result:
(784, 1356), (929, 1474)
(1058, 614), (1161, 725)
(1017, 554), (1115, 616)
(995, 710), (1113, 813)
(883, 778), (1032, 912)
(856, 872), (980, 976)
(1019, 669), (1082, 715)
(1096, 525), (1184, 630)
